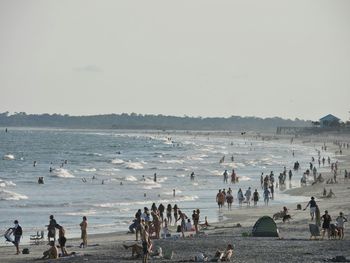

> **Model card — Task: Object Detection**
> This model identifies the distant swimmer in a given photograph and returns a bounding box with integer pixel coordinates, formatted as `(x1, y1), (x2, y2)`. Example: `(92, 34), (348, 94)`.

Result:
(120, 182), (123, 185)
(101, 180), (104, 185)
(173, 189), (176, 197)
(49, 167), (53, 173)
(5, 128), (7, 133)
(92, 176), (96, 180)
(190, 172), (195, 181)
(82, 178), (87, 183)
(33, 161), (37, 167)
(142, 175), (145, 181)
(154, 173), (157, 182)
(231, 155), (234, 162)
(64, 160), (67, 165)
(38, 177), (44, 184)
(219, 155), (225, 164)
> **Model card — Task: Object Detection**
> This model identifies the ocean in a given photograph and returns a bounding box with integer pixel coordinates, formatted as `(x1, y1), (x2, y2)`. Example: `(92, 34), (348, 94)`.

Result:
(0, 128), (330, 243)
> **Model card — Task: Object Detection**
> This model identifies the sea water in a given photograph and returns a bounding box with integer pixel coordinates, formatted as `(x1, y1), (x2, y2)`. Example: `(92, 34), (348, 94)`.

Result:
(0, 128), (332, 243)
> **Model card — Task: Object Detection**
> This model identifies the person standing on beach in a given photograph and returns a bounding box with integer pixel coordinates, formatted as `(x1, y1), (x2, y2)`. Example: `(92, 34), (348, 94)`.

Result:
(173, 204), (179, 223)
(177, 210), (188, 238)
(12, 220), (22, 255)
(263, 188), (270, 206)
(226, 191), (233, 210)
(321, 210), (332, 240)
(57, 225), (68, 256)
(253, 189), (259, 206)
(336, 212), (347, 239)
(237, 188), (244, 207)
(135, 209), (142, 241)
(166, 204), (172, 225)
(216, 190), (225, 209)
(79, 216), (88, 248)
(47, 215), (57, 242)
(245, 187), (252, 206)
(141, 224), (150, 263)
(158, 203), (165, 224)
(303, 197), (317, 221)
(231, 169), (236, 184)
(223, 170), (228, 183)
(192, 209), (200, 234)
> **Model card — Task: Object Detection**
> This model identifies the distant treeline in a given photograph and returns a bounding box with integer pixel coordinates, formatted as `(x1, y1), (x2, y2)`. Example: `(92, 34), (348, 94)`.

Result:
(0, 112), (311, 131)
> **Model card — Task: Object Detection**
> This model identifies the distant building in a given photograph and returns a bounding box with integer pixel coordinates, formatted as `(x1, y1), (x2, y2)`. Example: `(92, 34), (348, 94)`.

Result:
(319, 114), (341, 128)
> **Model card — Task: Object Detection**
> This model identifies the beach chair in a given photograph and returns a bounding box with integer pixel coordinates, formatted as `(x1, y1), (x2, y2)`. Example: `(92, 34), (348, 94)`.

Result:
(30, 230), (45, 244)
(309, 224), (321, 239)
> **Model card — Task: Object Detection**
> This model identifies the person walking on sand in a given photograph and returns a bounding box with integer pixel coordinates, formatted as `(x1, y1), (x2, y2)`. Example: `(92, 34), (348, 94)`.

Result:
(303, 196), (317, 221)
(12, 220), (22, 255)
(79, 216), (88, 248)
(336, 212), (348, 239)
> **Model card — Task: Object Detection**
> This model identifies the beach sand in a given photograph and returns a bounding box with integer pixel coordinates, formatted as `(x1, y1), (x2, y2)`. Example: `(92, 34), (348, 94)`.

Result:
(1, 134), (350, 263)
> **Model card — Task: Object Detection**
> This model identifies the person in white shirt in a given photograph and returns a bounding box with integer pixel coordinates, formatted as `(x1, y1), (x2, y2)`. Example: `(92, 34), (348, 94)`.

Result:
(336, 212), (348, 239)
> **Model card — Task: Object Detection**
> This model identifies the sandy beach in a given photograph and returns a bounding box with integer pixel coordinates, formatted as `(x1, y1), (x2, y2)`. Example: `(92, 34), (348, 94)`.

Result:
(1, 134), (350, 263)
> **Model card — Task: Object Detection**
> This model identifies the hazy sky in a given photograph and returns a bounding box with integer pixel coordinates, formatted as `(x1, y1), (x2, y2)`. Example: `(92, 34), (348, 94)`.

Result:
(0, 1), (349, 121)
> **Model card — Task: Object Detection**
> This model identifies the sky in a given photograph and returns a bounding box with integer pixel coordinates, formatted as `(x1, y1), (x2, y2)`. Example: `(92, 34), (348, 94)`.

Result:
(0, 1), (349, 121)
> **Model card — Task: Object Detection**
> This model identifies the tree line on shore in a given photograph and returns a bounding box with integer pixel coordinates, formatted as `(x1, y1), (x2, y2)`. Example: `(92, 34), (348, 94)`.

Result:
(0, 112), (311, 131)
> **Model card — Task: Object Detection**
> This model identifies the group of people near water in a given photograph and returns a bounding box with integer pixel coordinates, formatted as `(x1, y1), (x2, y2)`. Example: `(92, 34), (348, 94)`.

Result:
(6, 215), (88, 258)
(304, 196), (348, 239)
(127, 202), (209, 262)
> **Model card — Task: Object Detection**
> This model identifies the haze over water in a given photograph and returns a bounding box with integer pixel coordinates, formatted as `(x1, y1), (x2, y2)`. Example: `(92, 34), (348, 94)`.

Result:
(0, 129), (330, 242)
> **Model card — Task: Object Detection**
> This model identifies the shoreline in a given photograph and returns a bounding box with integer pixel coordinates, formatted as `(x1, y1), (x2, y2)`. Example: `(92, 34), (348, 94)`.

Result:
(1, 133), (350, 262)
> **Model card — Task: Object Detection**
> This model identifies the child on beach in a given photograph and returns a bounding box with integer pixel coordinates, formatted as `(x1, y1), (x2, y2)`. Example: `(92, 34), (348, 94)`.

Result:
(79, 216), (88, 248)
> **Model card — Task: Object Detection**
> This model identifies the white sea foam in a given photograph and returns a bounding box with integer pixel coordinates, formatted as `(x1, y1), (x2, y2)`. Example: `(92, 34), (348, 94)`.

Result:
(187, 156), (203, 161)
(94, 195), (196, 208)
(160, 160), (184, 164)
(65, 209), (97, 216)
(0, 189), (28, 201)
(124, 162), (144, 170)
(111, 158), (124, 165)
(0, 179), (16, 187)
(81, 168), (97, 172)
(238, 175), (251, 181)
(3, 154), (15, 160)
(51, 168), (75, 178)
(125, 175), (138, 182)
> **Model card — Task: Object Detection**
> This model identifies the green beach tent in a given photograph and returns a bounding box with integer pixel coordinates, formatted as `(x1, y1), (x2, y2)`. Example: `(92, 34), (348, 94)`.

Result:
(252, 216), (279, 237)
